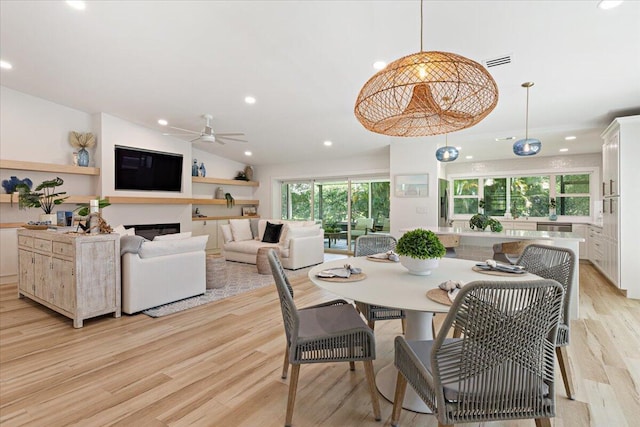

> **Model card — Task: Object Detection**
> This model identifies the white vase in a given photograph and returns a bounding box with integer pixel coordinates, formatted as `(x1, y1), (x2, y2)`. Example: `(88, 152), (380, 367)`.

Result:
(39, 213), (56, 225)
(399, 256), (440, 276)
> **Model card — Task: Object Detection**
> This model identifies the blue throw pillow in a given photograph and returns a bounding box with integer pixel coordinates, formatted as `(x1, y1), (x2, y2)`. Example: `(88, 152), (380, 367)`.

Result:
(262, 221), (284, 243)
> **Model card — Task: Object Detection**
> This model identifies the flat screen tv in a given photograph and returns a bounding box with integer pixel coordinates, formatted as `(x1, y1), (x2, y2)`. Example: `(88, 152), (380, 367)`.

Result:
(115, 146), (183, 192)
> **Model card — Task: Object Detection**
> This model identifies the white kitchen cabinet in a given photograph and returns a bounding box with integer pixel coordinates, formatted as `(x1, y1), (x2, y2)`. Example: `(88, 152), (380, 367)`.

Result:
(588, 225), (603, 268)
(599, 116), (640, 297)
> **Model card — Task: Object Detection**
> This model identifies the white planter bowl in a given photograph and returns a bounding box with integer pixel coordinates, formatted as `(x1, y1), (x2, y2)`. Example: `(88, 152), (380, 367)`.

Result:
(399, 256), (440, 276)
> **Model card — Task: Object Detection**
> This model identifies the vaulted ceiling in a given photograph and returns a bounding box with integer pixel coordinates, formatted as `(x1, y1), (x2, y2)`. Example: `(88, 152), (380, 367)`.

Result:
(1, 1), (639, 165)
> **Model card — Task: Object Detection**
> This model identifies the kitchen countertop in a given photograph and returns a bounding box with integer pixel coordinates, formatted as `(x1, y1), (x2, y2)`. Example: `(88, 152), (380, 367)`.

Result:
(406, 227), (585, 242)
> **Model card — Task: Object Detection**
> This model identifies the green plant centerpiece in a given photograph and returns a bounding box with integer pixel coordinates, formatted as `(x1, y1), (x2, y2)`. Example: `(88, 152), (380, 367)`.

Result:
(16, 177), (68, 223)
(469, 213), (503, 231)
(396, 228), (446, 276)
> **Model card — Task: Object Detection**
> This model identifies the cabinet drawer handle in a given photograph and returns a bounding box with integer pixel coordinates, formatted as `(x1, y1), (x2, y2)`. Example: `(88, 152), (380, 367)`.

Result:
(609, 179), (614, 195)
(602, 182), (606, 196)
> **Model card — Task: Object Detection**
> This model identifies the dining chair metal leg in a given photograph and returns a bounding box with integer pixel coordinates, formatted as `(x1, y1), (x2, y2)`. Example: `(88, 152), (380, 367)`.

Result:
(282, 345), (290, 379)
(391, 371), (407, 427)
(556, 346), (575, 399)
(285, 364), (300, 427)
(401, 318), (406, 334)
(349, 361), (356, 371)
(363, 360), (381, 421)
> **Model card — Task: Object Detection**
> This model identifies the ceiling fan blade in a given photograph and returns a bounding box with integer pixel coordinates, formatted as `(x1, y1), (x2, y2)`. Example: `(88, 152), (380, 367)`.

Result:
(216, 136), (248, 143)
(165, 132), (198, 137)
(216, 133), (245, 136)
(167, 125), (199, 135)
(190, 136), (202, 143)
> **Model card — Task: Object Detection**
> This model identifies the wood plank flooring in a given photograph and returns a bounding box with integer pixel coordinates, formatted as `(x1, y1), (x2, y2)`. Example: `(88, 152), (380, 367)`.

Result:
(1, 263), (639, 426)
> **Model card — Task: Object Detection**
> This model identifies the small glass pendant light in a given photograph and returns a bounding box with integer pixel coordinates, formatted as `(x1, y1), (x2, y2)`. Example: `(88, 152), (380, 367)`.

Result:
(435, 134), (459, 162)
(513, 82), (542, 156)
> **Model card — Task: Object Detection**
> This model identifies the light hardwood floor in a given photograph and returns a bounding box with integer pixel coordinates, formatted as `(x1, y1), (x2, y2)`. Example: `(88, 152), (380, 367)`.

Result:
(1, 263), (639, 426)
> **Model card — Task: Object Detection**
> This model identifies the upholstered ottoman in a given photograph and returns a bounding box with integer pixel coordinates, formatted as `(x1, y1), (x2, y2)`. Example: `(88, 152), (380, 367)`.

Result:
(206, 254), (227, 289)
(256, 247), (272, 275)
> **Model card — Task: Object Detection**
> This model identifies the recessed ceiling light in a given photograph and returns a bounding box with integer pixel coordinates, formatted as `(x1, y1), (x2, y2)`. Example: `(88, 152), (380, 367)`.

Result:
(564, 136), (576, 140)
(66, 1), (86, 10)
(373, 61), (387, 70)
(244, 151), (252, 156)
(559, 148), (569, 152)
(323, 140), (333, 146)
(157, 119), (168, 126)
(597, 0), (624, 10)
(465, 155), (473, 160)
(0, 60), (13, 70)
(495, 136), (516, 141)
(244, 96), (256, 104)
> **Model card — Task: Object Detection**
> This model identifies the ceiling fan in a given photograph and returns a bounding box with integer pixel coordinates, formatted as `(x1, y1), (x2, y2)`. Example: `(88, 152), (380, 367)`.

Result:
(163, 114), (247, 145)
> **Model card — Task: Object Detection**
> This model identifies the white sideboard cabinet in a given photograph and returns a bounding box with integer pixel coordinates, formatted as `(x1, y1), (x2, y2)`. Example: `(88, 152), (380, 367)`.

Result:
(17, 229), (121, 328)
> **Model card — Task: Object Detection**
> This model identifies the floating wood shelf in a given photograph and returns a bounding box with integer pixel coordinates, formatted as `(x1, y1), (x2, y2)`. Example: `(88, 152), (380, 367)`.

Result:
(104, 196), (259, 206)
(0, 194), (100, 204)
(192, 177), (259, 187)
(192, 215), (261, 221)
(0, 159), (100, 176)
(190, 199), (259, 206)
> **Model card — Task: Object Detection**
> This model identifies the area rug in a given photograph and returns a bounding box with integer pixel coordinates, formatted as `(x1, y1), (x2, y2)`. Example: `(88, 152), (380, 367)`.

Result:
(142, 261), (312, 317)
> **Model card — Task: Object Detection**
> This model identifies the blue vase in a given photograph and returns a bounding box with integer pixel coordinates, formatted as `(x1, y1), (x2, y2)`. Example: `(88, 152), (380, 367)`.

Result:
(192, 159), (199, 177)
(77, 148), (89, 167)
(199, 162), (206, 177)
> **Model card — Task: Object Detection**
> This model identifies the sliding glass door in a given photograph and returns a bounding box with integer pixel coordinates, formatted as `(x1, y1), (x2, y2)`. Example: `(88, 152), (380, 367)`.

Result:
(281, 176), (390, 254)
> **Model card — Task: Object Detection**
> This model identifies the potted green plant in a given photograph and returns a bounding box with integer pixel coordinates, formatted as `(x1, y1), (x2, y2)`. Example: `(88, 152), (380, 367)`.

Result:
(488, 218), (504, 232)
(16, 177), (68, 224)
(469, 213), (490, 230)
(225, 192), (235, 208)
(396, 228), (446, 276)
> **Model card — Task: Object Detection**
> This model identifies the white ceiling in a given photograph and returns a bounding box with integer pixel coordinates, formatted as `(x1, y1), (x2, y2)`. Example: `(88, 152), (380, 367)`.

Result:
(1, 1), (639, 166)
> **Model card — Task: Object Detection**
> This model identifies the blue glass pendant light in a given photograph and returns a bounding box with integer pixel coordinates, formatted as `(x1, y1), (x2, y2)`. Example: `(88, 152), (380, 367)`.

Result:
(435, 134), (459, 162)
(513, 82), (541, 156)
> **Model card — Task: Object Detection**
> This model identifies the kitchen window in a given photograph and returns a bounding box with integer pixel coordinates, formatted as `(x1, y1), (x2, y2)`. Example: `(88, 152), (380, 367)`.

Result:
(452, 172), (591, 218)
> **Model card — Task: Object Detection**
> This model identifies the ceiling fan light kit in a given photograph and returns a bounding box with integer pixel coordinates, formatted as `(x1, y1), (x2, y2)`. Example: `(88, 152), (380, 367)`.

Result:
(354, 0), (498, 137)
(513, 82), (541, 156)
(163, 114), (247, 145)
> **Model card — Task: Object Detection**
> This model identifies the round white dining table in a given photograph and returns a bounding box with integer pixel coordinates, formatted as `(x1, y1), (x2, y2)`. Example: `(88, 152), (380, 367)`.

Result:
(308, 256), (540, 413)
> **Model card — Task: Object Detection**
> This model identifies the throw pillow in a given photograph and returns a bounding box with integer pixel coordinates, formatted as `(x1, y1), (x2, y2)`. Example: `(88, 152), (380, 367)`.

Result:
(250, 218), (260, 239)
(262, 221), (284, 243)
(138, 235), (208, 259)
(229, 219), (253, 242)
(113, 224), (136, 237)
(153, 232), (192, 241)
(220, 224), (233, 243)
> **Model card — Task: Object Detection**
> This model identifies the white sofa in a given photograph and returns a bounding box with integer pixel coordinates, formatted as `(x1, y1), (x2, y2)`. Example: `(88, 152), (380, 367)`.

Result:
(222, 219), (324, 270)
(120, 232), (208, 314)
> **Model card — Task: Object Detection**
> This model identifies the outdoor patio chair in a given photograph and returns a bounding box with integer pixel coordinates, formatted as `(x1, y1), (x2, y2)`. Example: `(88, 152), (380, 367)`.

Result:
(516, 243), (577, 399)
(391, 279), (565, 427)
(267, 249), (381, 426)
(351, 217), (374, 240)
(353, 235), (406, 333)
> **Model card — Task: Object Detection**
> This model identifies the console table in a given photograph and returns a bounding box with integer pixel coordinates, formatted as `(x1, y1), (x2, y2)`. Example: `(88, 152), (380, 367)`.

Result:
(17, 229), (121, 328)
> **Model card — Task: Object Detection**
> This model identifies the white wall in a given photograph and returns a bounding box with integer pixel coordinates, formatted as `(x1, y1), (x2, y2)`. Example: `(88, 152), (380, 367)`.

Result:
(389, 138), (442, 236)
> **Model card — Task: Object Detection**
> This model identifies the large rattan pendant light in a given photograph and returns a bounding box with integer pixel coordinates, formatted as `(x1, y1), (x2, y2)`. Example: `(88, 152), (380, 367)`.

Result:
(513, 82), (542, 156)
(354, 0), (499, 137)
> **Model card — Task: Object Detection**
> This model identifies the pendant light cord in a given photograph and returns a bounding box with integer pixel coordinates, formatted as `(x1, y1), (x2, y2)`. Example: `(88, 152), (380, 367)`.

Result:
(420, 0), (424, 52)
(525, 86), (529, 139)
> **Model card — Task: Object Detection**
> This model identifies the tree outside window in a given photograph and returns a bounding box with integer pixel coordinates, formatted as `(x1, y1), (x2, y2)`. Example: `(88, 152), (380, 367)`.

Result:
(511, 176), (550, 217)
(453, 179), (479, 214)
(556, 174), (590, 216)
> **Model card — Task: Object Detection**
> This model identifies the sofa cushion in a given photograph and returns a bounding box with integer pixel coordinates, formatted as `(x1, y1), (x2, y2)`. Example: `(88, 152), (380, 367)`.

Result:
(113, 224), (135, 237)
(283, 224), (321, 249)
(220, 224), (233, 244)
(250, 218), (260, 239)
(258, 219), (282, 241)
(225, 240), (280, 254)
(153, 232), (192, 241)
(120, 235), (148, 255)
(262, 221), (284, 243)
(138, 235), (208, 259)
(230, 219), (253, 242)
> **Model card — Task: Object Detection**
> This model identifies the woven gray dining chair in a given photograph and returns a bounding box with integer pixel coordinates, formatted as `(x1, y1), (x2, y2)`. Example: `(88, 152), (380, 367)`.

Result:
(353, 235), (406, 333)
(516, 243), (576, 399)
(391, 279), (565, 427)
(267, 249), (381, 427)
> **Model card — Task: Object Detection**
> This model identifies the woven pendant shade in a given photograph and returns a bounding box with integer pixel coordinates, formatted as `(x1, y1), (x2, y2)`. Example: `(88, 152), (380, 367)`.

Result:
(355, 51), (499, 137)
